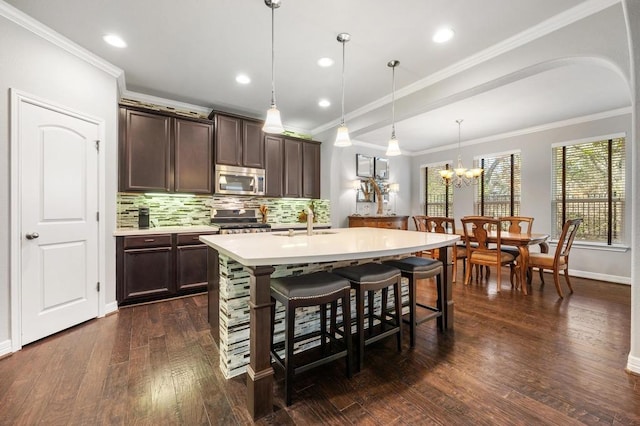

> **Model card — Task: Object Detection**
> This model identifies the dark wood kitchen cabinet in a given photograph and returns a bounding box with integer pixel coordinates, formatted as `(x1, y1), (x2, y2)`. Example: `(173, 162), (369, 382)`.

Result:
(264, 136), (321, 198)
(175, 233), (210, 292)
(214, 113), (264, 168)
(119, 106), (213, 194)
(116, 231), (216, 306)
(284, 138), (303, 198)
(302, 141), (321, 199)
(117, 234), (174, 303)
(264, 135), (284, 197)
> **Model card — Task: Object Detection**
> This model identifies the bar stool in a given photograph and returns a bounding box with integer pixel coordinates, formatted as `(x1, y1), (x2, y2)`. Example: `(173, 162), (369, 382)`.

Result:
(383, 257), (444, 348)
(332, 263), (402, 372)
(270, 271), (353, 406)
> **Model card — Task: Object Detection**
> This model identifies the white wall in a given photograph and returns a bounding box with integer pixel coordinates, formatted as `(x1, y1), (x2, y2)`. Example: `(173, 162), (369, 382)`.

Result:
(0, 14), (119, 346)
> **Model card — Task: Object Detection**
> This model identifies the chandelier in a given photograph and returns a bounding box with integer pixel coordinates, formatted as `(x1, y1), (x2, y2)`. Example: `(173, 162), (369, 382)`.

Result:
(439, 119), (483, 187)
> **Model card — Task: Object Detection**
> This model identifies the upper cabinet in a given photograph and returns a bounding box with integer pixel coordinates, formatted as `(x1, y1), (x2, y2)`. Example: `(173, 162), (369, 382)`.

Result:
(264, 135), (284, 197)
(265, 136), (321, 199)
(119, 106), (213, 194)
(302, 141), (321, 199)
(214, 113), (264, 169)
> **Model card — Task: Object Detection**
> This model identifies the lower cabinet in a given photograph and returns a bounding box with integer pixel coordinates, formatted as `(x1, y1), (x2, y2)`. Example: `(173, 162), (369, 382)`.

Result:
(348, 215), (409, 230)
(117, 232), (216, 305)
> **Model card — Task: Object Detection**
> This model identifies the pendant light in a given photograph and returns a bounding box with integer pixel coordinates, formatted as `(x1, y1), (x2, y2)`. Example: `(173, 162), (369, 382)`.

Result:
(386, 60), (401, 156)
(262, 0), (284, 134)
(334, 33), (352, 147)
(439, 119), (483, 187)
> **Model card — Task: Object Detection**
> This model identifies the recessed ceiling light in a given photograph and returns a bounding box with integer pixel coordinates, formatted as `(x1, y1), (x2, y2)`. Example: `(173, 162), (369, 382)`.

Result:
(235, 74), (251, 84)
(103, 34), (127, 48)
(432, 27), (454, 43)
(317, 57), (334, 67)
(318, 99), (331, 108)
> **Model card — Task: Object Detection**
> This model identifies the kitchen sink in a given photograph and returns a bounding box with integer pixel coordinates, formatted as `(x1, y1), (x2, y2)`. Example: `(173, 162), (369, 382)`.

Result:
(272, 230), (337, 237)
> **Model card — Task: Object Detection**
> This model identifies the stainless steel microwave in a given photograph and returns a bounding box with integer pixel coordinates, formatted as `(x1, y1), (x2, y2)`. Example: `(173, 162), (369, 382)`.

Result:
(215, 165), (265, 196)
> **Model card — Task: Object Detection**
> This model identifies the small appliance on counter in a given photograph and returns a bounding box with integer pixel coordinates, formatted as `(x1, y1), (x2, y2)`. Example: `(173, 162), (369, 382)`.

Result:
(211, 209), (271, 234)
(138, 206), (150, 229)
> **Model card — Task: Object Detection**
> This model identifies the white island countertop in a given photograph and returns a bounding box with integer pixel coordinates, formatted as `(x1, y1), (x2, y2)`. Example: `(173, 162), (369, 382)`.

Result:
(199, 227), (459, 266)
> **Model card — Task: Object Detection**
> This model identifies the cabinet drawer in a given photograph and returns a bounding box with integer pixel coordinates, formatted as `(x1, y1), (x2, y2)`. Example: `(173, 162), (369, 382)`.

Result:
(123, 234), (172, 249)
(177, 232), (216, 246)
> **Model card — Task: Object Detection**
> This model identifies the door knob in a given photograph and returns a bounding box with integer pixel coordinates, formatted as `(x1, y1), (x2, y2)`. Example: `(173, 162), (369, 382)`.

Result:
(26, 232), (39, 240)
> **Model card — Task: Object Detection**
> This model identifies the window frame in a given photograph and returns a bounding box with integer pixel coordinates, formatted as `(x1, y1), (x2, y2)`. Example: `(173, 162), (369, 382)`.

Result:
(551, 133), (626, 246)
(423, 162), (453, 218)
(475, 150), (521, 218)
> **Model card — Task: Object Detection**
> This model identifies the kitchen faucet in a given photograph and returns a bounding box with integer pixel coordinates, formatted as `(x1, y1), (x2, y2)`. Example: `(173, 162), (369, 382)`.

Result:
(307, 207), (314, 236)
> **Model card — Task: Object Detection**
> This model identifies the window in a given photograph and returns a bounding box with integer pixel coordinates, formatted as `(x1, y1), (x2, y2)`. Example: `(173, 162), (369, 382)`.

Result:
(424, 164), (453, 217)
(551, 137), (625, 244)
(475, 152), (521, 217)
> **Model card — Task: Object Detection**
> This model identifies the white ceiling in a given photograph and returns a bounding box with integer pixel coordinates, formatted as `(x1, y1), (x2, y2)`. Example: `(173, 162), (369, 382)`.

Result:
(4, 0), (631, 154)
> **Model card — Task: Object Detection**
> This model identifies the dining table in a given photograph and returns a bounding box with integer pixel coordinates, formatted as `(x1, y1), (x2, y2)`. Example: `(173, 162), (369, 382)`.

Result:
(200, 226), (460, 420)
(458, 230), (549, 294)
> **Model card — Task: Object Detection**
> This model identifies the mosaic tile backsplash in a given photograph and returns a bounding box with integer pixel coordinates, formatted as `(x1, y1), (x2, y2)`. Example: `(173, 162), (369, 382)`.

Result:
(117, 193), (330, 228)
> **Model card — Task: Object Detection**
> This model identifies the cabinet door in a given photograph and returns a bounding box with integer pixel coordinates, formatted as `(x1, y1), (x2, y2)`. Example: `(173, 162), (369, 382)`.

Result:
(121, 247), (174, 301)
(174, 119), (213, 193)
(284, 139), (303, 198)
(120, 108), (171, 192)
(302, 141), (321, 198)
(242, 120), (265, 168)
(264, 135), (284, 197)
(176, 244), (209, 292)
(215, 115), (241, 166)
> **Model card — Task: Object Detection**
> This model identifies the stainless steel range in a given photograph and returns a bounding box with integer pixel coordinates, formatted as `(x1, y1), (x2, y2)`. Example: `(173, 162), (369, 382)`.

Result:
(211, 208), (271, 234)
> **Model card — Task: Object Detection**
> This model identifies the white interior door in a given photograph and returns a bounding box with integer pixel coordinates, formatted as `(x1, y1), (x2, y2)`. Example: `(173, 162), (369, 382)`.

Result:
(19, 100), (99, 345)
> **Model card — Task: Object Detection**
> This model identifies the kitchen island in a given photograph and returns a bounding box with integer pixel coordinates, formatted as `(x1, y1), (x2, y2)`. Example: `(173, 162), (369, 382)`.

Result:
(200, 227), (459, 420)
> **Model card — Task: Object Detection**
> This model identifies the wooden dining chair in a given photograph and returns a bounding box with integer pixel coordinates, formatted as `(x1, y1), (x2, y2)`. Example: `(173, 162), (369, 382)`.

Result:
(423, 216), (466, 282)
(461, 216), (516, 291)
(411, 215), (433, 258)
(526, 218), (582, 298)
(500, 216), (534, 282)
(412, 215), (429, 232)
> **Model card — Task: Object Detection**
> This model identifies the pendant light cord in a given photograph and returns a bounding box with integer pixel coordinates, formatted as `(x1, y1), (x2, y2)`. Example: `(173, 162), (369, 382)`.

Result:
(340, 40), (346, 126)
(270, 4), (276, 108)
(390, 64), (396, 139)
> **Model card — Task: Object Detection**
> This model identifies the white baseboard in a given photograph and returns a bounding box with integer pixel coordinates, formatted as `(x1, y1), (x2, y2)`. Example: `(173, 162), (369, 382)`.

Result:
(567, 269), (631, 285)
(105, 301), (119, 316)
(0, 339), (12, 357)
(627, 354), (640, 375)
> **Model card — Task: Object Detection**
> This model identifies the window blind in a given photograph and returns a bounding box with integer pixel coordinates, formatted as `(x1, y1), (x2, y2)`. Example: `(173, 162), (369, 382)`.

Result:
(551, 138), (625, 243)
(425, 164), (453, 217)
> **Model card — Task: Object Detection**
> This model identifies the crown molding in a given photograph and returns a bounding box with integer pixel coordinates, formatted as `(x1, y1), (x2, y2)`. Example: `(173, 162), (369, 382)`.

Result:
(0, 1), (124, 84)
(411, 106), (631, 156)
(121, 90), (212, 115)
(311, 0), (622, 136)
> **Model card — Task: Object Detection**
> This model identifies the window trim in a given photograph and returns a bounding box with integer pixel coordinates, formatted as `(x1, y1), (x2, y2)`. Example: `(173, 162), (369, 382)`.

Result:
(551, 134), (626, 245)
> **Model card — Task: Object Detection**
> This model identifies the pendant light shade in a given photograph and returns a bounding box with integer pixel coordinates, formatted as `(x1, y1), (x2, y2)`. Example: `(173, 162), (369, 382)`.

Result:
(386, 137), (401, 156)
(262, 0), (284, 134)
(386, 60), (401, 156)
(334, 32), (352, 147)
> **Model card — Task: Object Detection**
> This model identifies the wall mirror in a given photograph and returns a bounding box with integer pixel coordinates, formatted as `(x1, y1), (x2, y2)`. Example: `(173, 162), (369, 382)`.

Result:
(356, 154), (374, 178)
(375, 157), (389, 180)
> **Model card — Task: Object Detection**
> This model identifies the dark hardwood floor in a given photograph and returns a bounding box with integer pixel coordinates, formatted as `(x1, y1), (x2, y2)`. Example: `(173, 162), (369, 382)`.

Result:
(1, 268), (638, 425)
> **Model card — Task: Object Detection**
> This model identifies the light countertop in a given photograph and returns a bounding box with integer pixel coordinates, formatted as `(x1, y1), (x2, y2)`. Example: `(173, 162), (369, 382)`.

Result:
(113, 225), (219, 236)
(200, 227), (459, 266)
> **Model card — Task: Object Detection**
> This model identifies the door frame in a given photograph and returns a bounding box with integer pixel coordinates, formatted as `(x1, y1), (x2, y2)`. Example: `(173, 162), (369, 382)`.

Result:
(9, 89), (106, 352)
